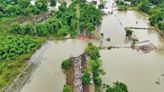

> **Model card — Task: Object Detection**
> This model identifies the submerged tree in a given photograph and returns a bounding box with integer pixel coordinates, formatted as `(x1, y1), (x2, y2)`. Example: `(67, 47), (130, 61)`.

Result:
(125, 29), (133, 37)
(106, 81), (128, 92)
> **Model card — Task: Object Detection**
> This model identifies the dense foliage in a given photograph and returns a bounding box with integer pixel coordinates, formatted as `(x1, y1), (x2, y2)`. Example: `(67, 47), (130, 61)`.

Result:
(85, 43), (103, 87)
(0, 0), (48, 17)
(50, 0), (57, 6)
(0, 34), (43, 89)
(106, 81), (128, 92)
(63, 85), (72, 92)
(0, 35), (39, 61)
(85, 43), (100, 60)
(61, 59), (72, 70)
(116, 0), (129, 11)
(81, 71), (92, 85)
(9, 0), (103, 38)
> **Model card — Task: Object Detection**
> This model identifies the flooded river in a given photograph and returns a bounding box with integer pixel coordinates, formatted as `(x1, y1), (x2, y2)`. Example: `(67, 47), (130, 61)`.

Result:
(20, 0), (164, 92)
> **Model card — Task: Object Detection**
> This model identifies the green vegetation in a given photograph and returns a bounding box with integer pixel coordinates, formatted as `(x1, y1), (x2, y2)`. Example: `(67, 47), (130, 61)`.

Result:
(85, 43), (100, 60)
(106, 81), (128, 92)
(116, 0), (129, 11)
(7, 0), (103, 38)
(0, 34), (44, 89)
(125, 29), (133, 37)
(93, 76), (102, 86)
(0, 35), (40, 61)
(0, 0), (48, 17)
(81, 70), (92, 85)
(63, 85), (72, 92)
(85, 43), (103, 90)
(50, 0), (57, 7)
(61, 59), (72, 70)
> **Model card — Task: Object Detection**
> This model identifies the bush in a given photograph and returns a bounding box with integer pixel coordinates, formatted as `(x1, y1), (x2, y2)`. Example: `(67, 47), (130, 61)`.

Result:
(125, 29), (133, 37)
(94, 76), (102, 86)
(50, 0), (56, 6)
(85, 43), (100, 60)
(158, 21), (164, 30)
(106, 81), (128, 92)
(81, 71), (92, 85)
(63, 85), (72, 92)
(61, 59), (72, 70)
(0, 35), (38, 61)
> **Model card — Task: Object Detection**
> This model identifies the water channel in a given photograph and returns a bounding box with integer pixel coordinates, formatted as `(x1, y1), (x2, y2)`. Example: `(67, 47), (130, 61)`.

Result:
(20, 0), (164, 92)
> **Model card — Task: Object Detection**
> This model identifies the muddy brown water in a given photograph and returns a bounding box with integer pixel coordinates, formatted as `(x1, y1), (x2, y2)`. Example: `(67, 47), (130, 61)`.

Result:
(20, 0), (164, 92)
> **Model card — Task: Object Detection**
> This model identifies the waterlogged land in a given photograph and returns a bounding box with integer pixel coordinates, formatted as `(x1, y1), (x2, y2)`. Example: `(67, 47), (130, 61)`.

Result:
(1, 0), (164, 92)
(21, 2), (164, 92)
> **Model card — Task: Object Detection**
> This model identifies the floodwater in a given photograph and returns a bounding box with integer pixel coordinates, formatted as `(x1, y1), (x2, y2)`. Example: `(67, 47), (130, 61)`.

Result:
(101, 0), (164, 92)
(21, 0), (164, 92)
(20, 40), (89, 92)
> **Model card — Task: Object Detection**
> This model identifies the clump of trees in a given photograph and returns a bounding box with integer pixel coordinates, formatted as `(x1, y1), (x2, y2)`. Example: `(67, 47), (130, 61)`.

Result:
(0, 35), (39, 61)
(115, 0), (129, 11)
(85, 43), (100, 60)
(9, 0), (103, 38)
(0, 0), (48, 17)
(81, 70), (92, 85)
(84, 43), (103, 87)
(0, 34), (43, 89)
(61, 58), (72, 70)
(10, 17), (61, 36)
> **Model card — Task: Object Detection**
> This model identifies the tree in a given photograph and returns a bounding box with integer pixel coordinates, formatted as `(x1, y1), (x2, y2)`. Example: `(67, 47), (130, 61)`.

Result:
(86, 23), (95, 33)
(63, 85), (72, 92)
(10, 23), (22, 34)
(22, 23), (34, 35)
(50, 0), (56, 6)
(61, 59), (72, 70)
(34, 0), (48, 14)
(150, 0), (162, 5)
(18, 0), (30, 8)
(85, 43), (100, 60)
(137, 0), (150, 12)
(89, 59), (102, 72)
(58, 26), (68, 36)
(94, 76), (102, 86)
(58, 1), (67, 12)
(23, 5), (33, 15)
(81, 71), (92, 85)
(158, 21), (164, 30)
